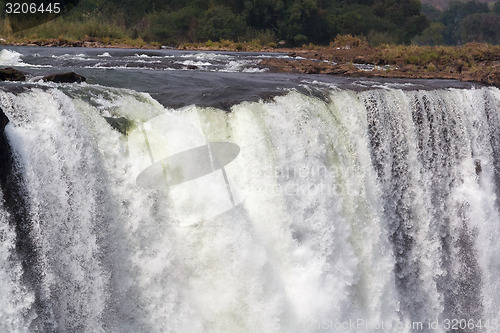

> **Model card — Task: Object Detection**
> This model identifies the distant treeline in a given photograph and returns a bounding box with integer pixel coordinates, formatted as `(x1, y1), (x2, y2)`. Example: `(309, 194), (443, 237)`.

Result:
(138, 0), (429, 46)
(417, 1), (500, 45)
(0, 0), (499, 46)
(0, 0), (428, 45)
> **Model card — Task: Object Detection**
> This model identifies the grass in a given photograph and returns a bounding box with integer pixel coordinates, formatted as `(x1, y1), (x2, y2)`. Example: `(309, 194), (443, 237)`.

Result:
(3, 17), (127, 41)
(179, 38), (277, 51)
(0, 16), (161, 48)
(374, 43), (500, 68)
(330, 34), (368, 49)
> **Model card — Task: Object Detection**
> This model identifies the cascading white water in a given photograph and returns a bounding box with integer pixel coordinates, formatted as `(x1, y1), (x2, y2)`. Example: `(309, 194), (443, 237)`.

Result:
(0, 190), (35, 333)
(0, 84), (499, 333)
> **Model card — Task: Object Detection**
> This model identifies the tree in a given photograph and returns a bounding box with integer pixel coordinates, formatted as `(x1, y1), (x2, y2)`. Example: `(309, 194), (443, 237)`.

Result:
(439, 1), (489, 44)
(413, 22), (445, 45)
(278, 0), (330, 44)
(149, 6), (203, 44)
(458, 13), (500, 44)
(244, 0), (284, 31)
(196, 6), (247, 41)
(493, 1), (500, 14)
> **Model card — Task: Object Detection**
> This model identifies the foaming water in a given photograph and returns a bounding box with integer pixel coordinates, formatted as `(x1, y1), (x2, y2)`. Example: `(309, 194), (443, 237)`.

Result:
(1, 46), (271, 73)
(0, 191), (35, 333)
(0, 49), (27, 67)
(0, 49), (51, 68)
(0, 83), (499, 332)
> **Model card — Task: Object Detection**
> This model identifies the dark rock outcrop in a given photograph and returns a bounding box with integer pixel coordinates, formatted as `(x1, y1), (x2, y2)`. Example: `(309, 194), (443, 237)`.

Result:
(0, 67), (26, 81)
(104, 116), (135, 135)
(42, 72), (86, 83)
(0, 107), (8, 130)
(0, 107), (10, 179)
(475, 159), (482, 175)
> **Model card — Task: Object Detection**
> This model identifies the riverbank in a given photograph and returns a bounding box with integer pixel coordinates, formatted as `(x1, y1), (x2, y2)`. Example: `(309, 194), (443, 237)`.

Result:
(258, 42), (500, 88)
(0, 36), (161, 49)
(2, 36), (499, 87)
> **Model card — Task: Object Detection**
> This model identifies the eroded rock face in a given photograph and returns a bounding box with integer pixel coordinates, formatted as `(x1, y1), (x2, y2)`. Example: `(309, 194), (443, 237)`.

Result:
(42, 72), (86, 83)
(0, 106), (11, 190)
(0, 67), (26, 81)
(0, 107), (8, 133)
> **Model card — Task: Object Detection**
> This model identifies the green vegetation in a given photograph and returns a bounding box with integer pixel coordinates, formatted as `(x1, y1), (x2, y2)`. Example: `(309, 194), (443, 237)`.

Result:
(0, 0), (429, 46)
(1, 0), (498, 46)
(375, 42), (500, 67)
(415, 1), (500, 45)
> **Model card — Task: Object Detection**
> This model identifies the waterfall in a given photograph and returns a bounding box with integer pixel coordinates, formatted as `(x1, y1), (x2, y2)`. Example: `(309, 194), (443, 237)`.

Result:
(0, 84), (499, 332)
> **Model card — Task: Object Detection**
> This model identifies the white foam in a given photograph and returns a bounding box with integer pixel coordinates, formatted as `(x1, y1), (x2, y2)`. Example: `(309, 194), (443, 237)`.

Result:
(1, 84), (500, 332)
(136, 53), (150, 57)
(51, 53), (87, 61)
(242, 67), (268, 73)
(0, 49), (52, 67)
(181, 53), (232, 60)
(221, 59), (259, 72)
(177, 60), (212, 67)
(0, 190), (35, 332)
(0, 49), (25, 66)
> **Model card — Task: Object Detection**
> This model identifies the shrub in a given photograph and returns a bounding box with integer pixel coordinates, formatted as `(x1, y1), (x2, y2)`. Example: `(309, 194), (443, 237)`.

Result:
(331, 34), (367, 48)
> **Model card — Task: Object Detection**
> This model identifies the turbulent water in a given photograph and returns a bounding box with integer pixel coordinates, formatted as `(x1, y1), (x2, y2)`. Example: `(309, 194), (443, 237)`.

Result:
(1, 46), (500, 333)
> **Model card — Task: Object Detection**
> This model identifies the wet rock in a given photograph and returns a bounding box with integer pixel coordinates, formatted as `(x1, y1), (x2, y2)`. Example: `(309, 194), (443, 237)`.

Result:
(104, 116), (135, 135)
(0, 106), (10, 185)
(169, 63), (184, 70)
(475, 159), (482, 175)
(0, 106), (8, 131)
(330, 63), (361, 75)
(42, 72), (86, 83)
(0, 67), (26, 81)
(187, 65), (198, 70)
